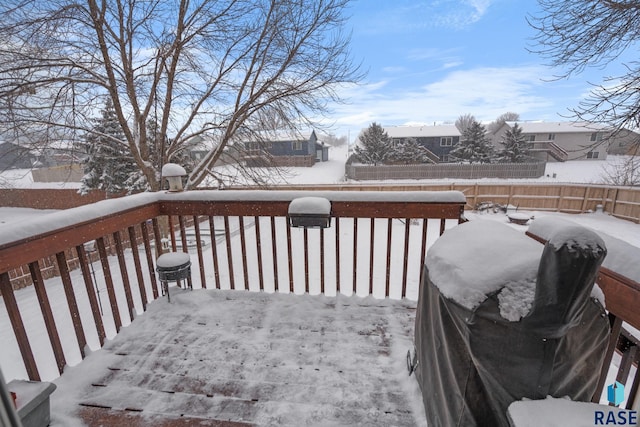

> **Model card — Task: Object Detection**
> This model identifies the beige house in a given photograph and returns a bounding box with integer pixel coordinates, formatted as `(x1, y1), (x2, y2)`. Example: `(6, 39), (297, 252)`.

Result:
(491, 121), (640, 162)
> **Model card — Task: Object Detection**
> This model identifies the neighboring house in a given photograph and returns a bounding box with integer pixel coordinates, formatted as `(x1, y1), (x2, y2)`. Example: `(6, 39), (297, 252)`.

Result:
(490, 121), (639, 162)
(0, 141), (36, 170)
(35, 141), (83, 167)
(605, 128), (640, 156)
(384, 125), (460, 163)
(243, 130), (328, 167)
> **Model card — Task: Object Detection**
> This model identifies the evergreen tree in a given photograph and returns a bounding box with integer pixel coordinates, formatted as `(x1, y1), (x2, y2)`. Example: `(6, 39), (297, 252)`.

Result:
(80, 99), (145, 194)
(388, 138), (434, 164)
(497, 123), (530, 163)
(449, 121), (494, 163)
(354, 123), (393, 166)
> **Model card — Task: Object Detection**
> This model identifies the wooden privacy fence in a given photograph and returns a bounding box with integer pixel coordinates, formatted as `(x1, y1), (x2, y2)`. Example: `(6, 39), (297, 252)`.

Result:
(0, 190), (466, 381)
(345, 161), (546, 180)
(229, 183), (640, 224)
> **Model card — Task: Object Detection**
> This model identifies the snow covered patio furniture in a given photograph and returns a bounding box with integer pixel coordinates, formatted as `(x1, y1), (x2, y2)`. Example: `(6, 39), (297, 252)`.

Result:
(413, 220), (610, 427)
(6, 379), (56, 427)
(156, 251), (192, 302)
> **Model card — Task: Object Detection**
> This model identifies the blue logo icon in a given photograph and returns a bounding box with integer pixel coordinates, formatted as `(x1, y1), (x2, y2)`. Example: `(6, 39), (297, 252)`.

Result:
(608, 381), (625, 406)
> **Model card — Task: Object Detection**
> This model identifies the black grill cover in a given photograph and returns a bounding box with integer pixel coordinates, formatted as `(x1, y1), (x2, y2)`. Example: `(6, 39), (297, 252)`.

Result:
(414, 223), (610, 427)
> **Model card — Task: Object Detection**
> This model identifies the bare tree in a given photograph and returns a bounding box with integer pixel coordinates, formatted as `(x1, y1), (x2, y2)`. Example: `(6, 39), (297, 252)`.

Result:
(487, 111), (519, 135)
(601, 156), (640, 186)
(529, 0), (640, 145)
(0, 0), (362, 191)
(455, 113), (476, 134)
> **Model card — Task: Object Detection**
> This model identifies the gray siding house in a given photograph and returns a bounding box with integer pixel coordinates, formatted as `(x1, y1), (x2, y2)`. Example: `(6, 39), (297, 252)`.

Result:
(244, 130), (328, 167)
(383, 125), (461, 163)
(491, 121), (640, 162)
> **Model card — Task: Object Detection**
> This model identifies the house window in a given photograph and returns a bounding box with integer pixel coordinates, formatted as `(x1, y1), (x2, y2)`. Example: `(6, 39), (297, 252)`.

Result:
(441, 154), (450, 162)
(590, 133), (602, 142)
(587, 151), (599, 159)
(291, 141), (302, 151)
(440, 137), (453, 147)
(525, 134), (536, 142)
(547, 133), (555, 141)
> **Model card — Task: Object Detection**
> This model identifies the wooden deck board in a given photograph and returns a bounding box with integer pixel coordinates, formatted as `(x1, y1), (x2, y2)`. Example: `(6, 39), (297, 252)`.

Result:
(52, 289), (425, 426)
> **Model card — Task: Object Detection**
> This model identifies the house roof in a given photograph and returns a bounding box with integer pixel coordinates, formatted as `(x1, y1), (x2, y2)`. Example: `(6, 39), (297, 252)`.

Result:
(247, 129), (316, 142)
(383, 124), (461, 138)
(505, 121), (612, 134)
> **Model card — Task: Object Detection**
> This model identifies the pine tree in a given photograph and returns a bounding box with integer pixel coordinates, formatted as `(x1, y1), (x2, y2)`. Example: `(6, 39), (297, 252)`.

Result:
(450, 121), (494, 163)
(497, 123), (530, 163)
(80, 99), (145, 194)
(353, 123), (393, 166)
(388, 138), (434, 164)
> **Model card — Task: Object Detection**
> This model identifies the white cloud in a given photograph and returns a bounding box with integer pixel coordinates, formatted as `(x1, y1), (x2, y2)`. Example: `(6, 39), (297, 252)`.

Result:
(353, 0), (497, 35)
(325, 65), (567, 134)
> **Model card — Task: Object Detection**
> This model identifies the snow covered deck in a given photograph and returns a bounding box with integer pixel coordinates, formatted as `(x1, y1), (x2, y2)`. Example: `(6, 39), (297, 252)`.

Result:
(51, 289), (425, 426)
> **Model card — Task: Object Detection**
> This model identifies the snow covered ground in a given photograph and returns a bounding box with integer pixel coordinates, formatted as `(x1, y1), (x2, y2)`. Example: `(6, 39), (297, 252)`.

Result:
(0, 144), (635, 188)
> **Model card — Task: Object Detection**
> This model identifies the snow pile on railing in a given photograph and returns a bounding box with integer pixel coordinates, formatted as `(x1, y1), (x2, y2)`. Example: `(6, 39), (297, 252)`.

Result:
(0, 192), (158, 247)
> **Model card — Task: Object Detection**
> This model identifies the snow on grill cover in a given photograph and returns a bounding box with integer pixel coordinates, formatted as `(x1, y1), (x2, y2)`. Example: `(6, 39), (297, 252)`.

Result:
(414, 220), (610, 427)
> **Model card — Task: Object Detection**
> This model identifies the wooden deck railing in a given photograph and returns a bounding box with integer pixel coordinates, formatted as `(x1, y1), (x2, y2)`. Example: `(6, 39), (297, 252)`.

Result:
(1, 188), (638, 409)
(0, 190), (466, 382)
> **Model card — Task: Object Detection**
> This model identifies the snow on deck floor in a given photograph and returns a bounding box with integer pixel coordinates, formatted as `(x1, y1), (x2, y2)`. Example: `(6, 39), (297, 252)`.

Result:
(50, 288), (427, 426)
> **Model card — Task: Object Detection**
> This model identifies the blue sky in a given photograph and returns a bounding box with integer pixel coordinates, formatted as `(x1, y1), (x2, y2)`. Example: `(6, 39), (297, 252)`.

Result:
(325, 0), (625, 136)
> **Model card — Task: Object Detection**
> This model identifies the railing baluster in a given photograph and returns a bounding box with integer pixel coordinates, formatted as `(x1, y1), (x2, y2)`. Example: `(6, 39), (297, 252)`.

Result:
(353, 218), (358, 295)
(369, 218), (375, 296)
(593, 315), (623, 402)
(76, 244), (106, 346)
(419, 219), (429, 288)
(270, 217), (279, 292)
(29, 261), (66, 374)
(402, 218), (411, 299)
(303, 227), (309, 294)
(616, 343), (637, 387)
(286, 218), (294, 293)
(168, 215), (177, 251)
(55, 251), (87, 359)
(0, 272), (40, 381)
(255, 216), (264, 291)
(151, 217), (163, 259)
(320, 227), (325, 295)
(141, 220), (159, 299)
(127, 226), (148, 310)
(335, 217), (341, 294)
(113, 231), (135, 322)
(238, 216), (249, 291)
(208, 216), (221, 290)
(178, 216), (192, 289)
(626, 361), (640, 410)
(385, 218), (392, 298)
(223, 216), (235, 290)
(193, 216), (206, 289)
(96, 236), (122, 332)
